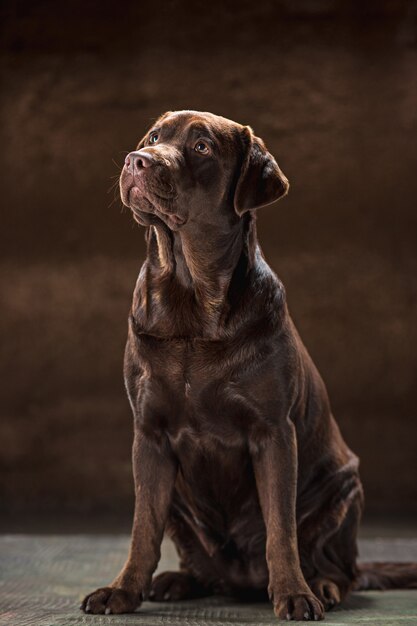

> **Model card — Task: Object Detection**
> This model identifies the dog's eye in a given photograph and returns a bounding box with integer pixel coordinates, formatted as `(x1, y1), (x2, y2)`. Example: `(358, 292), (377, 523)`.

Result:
(149, 132), (159, 144)
(195, 141), (209, 155)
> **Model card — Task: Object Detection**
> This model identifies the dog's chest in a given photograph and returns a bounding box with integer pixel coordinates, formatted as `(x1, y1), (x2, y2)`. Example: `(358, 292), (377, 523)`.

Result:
(129, 332), (271, 448)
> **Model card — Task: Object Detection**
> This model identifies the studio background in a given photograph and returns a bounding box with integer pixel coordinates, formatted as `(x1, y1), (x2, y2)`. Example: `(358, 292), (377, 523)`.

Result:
(1, 0), (416, 528)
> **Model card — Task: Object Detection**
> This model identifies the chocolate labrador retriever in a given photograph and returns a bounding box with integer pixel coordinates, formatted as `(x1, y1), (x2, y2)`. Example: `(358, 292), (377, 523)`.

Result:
(81, 110), (417, 620)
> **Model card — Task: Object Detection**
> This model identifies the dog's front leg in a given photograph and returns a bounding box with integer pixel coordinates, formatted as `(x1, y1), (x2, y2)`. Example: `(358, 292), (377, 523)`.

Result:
(81, 427), (177, 614)
(252, 421), (324, 621)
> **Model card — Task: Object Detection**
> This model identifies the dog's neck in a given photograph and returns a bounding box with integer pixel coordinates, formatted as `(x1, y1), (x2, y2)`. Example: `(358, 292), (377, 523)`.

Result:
(154, 218), (248, 304)
(134, 214), (257, 335)
(174, 222), (245, 303)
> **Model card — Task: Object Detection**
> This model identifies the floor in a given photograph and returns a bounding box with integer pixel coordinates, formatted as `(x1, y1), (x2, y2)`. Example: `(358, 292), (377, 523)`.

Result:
(1, 533), (416, 626)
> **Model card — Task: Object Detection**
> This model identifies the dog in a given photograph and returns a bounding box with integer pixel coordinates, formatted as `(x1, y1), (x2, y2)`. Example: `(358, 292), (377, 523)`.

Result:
(81, 110), (417, 620)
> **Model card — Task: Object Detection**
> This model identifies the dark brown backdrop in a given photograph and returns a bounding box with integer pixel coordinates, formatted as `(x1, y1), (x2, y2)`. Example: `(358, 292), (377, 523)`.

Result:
(1, 1), (416, 523)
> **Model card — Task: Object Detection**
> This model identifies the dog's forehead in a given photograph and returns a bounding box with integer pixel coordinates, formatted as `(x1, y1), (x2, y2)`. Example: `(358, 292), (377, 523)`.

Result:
(154, 110), (243, 142)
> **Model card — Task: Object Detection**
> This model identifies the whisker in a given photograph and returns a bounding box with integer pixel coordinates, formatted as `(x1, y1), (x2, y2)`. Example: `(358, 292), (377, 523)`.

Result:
(112, 158), (123, 170)
(107, 179), (119, 194)
(108, 194), (122, 209)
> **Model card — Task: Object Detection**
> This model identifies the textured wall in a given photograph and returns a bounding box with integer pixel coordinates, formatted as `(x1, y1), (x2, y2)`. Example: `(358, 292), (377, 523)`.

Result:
(1, 1), (416, 518)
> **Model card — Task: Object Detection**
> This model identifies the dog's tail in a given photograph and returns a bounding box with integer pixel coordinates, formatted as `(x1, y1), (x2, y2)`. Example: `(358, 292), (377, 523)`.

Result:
(355, 562), (417, 590)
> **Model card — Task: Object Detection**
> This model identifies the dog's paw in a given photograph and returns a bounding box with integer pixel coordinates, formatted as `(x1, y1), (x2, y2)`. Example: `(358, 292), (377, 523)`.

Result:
(310, 578), (341, 610)
(273, 591), (324, 621)
(80, 586), (140, 614)
(149, 571), (206, 601)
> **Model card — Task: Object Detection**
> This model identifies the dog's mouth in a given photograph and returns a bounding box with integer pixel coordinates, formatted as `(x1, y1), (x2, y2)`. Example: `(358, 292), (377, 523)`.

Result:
(120, 169), (186, 230)
(129, 187), (186, 228)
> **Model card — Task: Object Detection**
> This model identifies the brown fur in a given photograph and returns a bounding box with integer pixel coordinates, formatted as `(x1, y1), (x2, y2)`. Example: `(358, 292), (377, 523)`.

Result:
(81, 110), (417, 620)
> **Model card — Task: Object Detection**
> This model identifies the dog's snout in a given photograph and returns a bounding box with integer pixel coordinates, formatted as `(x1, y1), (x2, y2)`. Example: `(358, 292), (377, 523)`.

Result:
(125, 151), (154, 172)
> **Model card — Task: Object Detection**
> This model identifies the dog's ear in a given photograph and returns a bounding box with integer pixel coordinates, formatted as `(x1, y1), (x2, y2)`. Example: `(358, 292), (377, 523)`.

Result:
(234, 126), (289, 216)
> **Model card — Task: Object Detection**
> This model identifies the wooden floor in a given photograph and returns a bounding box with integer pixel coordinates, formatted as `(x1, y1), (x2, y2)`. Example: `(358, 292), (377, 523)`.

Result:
(0, 533), (416, 625)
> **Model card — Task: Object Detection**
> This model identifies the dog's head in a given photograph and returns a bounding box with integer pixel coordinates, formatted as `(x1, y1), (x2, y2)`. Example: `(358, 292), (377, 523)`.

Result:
(120, 110), (289, 231)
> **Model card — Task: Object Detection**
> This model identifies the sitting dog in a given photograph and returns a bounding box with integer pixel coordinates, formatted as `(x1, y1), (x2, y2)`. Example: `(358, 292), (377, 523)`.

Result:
(82, 110), (417, 620)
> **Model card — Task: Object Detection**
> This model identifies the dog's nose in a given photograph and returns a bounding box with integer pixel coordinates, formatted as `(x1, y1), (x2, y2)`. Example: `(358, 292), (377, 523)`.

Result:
(125, 151), (154, 171)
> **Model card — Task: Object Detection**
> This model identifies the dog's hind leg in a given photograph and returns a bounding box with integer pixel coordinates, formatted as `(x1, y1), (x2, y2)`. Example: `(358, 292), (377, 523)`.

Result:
(150, 505), (221, 602)
(298, 466), (364, 610)
(149, 570), (211, 601)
